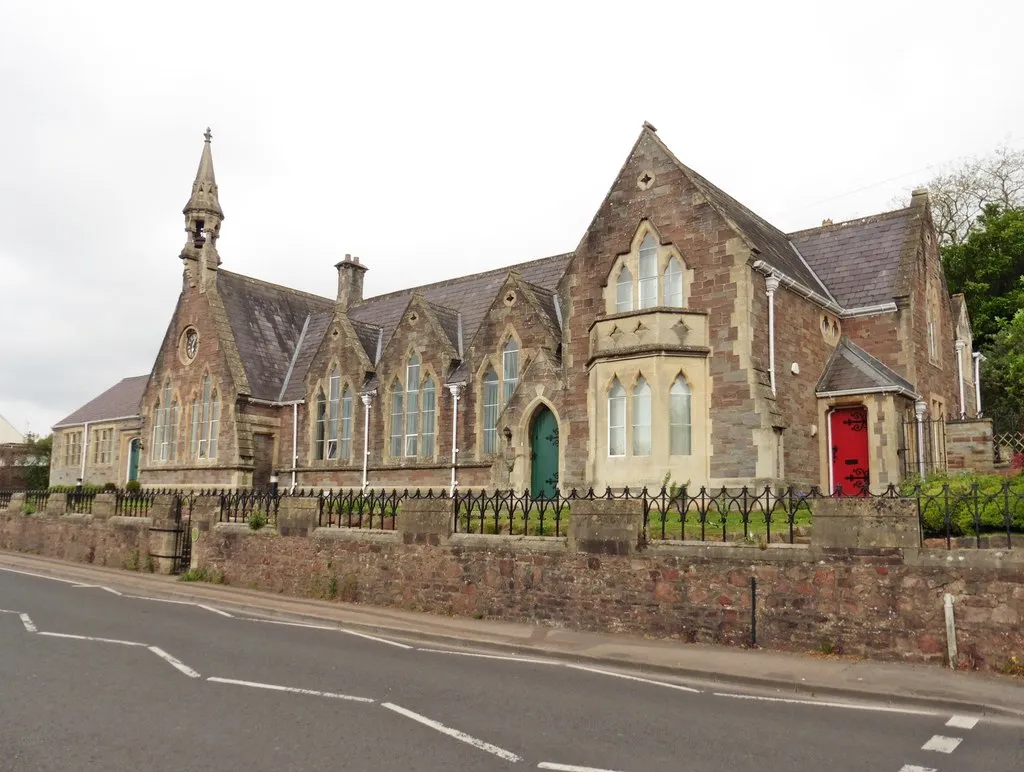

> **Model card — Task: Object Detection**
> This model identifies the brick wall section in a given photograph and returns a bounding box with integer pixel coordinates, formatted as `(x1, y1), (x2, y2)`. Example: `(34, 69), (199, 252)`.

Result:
(945, 419), (996, 475)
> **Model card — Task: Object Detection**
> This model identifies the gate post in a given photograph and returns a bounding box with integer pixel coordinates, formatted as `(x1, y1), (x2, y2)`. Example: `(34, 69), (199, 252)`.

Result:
(147, 495), (181, 575)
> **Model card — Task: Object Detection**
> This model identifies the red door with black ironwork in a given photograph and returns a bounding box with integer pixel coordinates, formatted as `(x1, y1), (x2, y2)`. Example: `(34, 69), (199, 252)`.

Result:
(830, 406), (870, 495)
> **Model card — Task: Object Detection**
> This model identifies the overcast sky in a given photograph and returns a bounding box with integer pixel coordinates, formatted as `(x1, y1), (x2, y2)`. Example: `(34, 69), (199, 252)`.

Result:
(1, 0), (1022, 438)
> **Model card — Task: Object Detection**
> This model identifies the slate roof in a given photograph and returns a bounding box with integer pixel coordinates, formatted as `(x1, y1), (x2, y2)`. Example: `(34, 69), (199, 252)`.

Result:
(815, 338), (918, 397)
(278, 311), (333, 403)
(648, 130), (833, 300)
(217, 270), (334, 401)
(54, 375), (149, 428)
(789, 207), (920, 308)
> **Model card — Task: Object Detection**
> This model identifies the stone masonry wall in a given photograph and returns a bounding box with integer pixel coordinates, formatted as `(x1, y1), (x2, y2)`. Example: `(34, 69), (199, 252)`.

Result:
(946, 418), (996, 475)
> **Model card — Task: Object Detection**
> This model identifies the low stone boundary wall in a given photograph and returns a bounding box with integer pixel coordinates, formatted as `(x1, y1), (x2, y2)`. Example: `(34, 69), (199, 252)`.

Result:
(2, 492), (1022, 672)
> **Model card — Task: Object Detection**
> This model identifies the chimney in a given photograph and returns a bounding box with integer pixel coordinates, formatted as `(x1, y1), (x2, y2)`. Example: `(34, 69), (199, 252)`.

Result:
(335, 254), (368, 311)
(911, 187), (930, 207)
(821, 218), (833, 227)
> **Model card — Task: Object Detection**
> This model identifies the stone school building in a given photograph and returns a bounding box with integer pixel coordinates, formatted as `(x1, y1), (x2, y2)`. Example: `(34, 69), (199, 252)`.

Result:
(51, 124), (980, 495)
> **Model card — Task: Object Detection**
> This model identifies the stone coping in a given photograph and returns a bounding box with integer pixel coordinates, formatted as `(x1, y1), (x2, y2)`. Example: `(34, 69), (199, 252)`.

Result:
(312, 528), (400, 544)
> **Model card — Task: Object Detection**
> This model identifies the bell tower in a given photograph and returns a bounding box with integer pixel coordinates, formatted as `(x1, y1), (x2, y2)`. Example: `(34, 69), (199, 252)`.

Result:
(180, 128), (224, 290)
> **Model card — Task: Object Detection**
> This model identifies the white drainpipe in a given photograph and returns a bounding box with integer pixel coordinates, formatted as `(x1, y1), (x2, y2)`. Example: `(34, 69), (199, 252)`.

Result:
(79, 421), (90, 485)
(360, 393), (374, 490)
(447, 383), (463, 495)
(290, 403), (298, 492)
(972, 352), (984, 416)
(955, 340), (966, 419)
(765, 274), (781, 396)
(915, 400), (927, 478)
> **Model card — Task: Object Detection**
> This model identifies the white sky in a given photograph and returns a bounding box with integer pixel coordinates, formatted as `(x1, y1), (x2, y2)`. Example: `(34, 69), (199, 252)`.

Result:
(1, 0), (1022, 437)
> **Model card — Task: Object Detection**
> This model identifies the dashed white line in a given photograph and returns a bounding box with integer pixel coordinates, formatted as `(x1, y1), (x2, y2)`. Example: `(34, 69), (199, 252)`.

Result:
(898, 765), (937, 772)
(18, 613), (36, 632)
(568, 664), (702, 694)
(382, 702), (523, 762)
(416, 647), (554, 665)
(712, 692), (939, 716)
(946, 714), (979, 730)
(38, 631), (147, 646)
(0, 567), (82, 584)
(147, 646), (201, 678)
(921, 735), (963, 753)
(208, 677), (375, 702)
(538, 763), (628, 772)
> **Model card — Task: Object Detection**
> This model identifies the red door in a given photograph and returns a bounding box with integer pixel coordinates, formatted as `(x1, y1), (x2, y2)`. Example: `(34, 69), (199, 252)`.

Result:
(830, 406), (870, 495)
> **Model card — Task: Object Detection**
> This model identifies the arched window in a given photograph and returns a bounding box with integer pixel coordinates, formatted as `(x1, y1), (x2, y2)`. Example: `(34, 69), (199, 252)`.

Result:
(664, 257), (683, 308)
(670, 376), (692, 456)
(616, 266), (633, 313)
(314, 390), (327, 460)
(152, 380), (178, 462)
(339, 385), (353, 460)
(638, 234), (658, 309)
(405, 354), (420, 457)
(482, 367), (499, 453)
(389, 379), (403, 457)
(502, 338), (519, 405)
(608, 378), (626, 457)
(193, 375), (219, 459)
(421, 377), (436, 456)
(632, 377), (652, 456)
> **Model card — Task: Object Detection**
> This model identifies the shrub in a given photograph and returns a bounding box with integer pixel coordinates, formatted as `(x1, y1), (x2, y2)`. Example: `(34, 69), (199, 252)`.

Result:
(22, 503), (36, 516)
(248, 511), (268, 531)
(905, 472), (1024, 537)
(125, 480), (142, 493)
(103, 482), (117, 492)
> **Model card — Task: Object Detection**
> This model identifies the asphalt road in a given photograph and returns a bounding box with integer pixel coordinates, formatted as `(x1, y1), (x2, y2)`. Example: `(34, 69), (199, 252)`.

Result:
(0, 567), (1020, 772)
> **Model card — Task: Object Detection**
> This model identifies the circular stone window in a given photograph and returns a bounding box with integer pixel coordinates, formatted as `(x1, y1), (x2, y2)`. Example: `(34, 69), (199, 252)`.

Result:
(179, 327), (200, 364)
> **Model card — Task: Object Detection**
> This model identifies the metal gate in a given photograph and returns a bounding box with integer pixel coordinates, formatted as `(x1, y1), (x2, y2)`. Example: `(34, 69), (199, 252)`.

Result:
(149, 494), (193, 574)
(899, 411), (947, 479)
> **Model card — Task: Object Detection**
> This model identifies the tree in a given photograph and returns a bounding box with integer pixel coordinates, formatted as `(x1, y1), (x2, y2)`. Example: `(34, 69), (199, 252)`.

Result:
(942, 205), (1024, 351)
(981, 308), (1024, 430)
(21, 433), (52, 490)
(919, 145), (1024, 246)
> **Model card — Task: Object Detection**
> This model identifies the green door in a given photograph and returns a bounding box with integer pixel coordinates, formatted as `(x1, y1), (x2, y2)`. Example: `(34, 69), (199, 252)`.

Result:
(530, 407), (559, 498)
(127, 439), (140, 482)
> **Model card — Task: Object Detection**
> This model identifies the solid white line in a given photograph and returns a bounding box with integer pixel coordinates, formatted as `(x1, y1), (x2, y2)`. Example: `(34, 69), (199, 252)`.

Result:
(197, 604), (232, 617)
(71, 584), (96, 589)
(538, 763), (627, 772)
(382, 702), (522, 762)
(147, 646), (201, 678)
(100, 587), (123, 596)
(898, 766), (937, 772)
(712, 692), (939, 716)
(921, 735), (963, 753)
(946, 714), (979, 730)
(340, 628), (413, 649)
(38, 632), (146, 646)
(207, 677), (374, 703)
(416, 647), (554, 665)
(18, 613), (36, 632)
(0, 567), (82, 585)
(127, 595), (233, 617)
(246, 618), (339, 631)
(567, 664), (702, 694)
(0, 608), (20, 614)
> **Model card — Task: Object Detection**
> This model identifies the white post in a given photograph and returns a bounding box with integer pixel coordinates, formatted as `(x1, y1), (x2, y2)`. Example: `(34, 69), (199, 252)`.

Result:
(360, 393), (373, 490)
(290, 403), (298, 492)
(765, 274), (781, 396)
(955, 339), (966, 419)
(79, 421), (89, 485)
(915, 400), (927, 478)
(943, 593), (958, 670)
(447, 383), (463, 495)
(972, 352), (984, 416)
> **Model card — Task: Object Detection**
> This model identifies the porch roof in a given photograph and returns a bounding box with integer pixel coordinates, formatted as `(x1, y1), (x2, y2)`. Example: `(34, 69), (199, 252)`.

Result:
(815, 338), (919, 399)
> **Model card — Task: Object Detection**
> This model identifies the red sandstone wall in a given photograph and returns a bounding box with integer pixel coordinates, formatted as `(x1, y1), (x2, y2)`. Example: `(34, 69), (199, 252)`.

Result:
(0, 512), (151, 570)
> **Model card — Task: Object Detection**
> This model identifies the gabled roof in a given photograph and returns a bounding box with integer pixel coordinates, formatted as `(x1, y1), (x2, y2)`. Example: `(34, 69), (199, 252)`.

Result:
(53, 375), (149, 429)
(0, 414), (24, 444)
(789, 207), (920, 309)
(815, 338), (918, 398)
(645, 128), (833, 300)
(217, 270), (334, 401)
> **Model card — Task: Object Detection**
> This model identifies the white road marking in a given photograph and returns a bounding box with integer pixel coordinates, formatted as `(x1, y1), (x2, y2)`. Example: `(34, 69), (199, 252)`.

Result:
(712, 692), (939, 716)
(416, 647), (554, 665)
(208, 677), (375, 702)
(921, 735), (963, 753)
(946, 714), (979, 730)
(567, 664), (702, 694)
(100, 587), (123, 596)
(898, 766), (937, 772)
(340, 628), (413, 649)
(382, 702), (523, 762)
(147, 646), (201, 678)
(127, 595), (233, 617)
(38, 632), (146, 646)
(18, 613), (37, 632)
(538, 763), (628, 772)
(71, 584), (96, 588)
(246, 618), (339, 631)
(0, 567), (82, 584)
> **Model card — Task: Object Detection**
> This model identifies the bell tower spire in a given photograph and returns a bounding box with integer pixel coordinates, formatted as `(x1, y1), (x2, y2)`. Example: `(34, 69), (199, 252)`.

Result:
(180, 128), (224, 288)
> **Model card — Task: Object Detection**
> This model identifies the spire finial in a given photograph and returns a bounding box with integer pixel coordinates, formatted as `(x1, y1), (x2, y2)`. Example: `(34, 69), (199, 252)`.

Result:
(204, 127), (213, 143)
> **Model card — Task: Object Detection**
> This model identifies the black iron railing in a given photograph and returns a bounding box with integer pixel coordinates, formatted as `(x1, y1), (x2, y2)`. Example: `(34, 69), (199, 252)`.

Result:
(66, 490), (97, 514)
(454, 488), (572, 537)
(0, 490), (13, 510)
(115, 490), (157, 517)
(317, 488), (430, 529)
(219, 490), (280, 525)
(24, 490), (49, 511)
(914, 481), (1024, 549)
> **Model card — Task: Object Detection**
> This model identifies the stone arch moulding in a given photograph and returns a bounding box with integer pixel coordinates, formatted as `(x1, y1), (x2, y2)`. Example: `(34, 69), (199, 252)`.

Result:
(512, 395), (565, 492)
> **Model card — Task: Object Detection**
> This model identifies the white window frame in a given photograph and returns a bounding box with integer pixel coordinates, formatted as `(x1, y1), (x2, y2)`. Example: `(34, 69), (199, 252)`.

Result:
(608, 379), (626, 457)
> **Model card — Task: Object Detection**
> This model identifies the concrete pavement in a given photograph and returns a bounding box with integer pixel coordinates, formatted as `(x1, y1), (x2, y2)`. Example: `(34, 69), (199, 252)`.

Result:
(1, 555), (1022, 771)
(0, 552), (1020, 719)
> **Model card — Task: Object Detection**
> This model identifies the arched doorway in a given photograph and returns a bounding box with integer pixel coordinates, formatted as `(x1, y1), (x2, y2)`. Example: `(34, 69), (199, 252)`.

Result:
(127, 438), (141, 483)
(529, 406), (559, 498)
